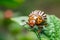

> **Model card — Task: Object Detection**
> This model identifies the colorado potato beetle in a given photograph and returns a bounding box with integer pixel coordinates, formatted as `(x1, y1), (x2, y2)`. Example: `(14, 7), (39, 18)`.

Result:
(28, 10), (47, 34)
(28, 10), (47, 27)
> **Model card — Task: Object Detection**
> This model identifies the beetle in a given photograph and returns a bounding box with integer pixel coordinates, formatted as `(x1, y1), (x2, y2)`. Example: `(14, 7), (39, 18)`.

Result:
(28, 10), (47, 33)
(28, 10), (47, 27)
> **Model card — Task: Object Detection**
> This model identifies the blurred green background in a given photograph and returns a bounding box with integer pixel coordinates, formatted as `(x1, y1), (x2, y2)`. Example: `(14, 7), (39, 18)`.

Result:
(0, 0), (60, 17)
(0, 0), (60, 40)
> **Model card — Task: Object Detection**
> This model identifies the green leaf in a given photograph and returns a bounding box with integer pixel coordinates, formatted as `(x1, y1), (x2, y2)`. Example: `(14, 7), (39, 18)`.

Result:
(11, 16), (28, 26)
(43, 15), (60, 40)
(10, 15), (60, 40)
(40, 34), (50, 40)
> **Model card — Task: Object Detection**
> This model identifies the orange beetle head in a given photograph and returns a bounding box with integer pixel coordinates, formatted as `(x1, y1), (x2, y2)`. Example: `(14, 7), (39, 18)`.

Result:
(28, 15), (36, 27)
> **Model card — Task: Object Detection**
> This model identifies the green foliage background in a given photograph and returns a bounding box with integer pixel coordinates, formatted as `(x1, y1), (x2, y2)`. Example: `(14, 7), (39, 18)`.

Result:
(0, 0), (60, 40)
(0, 0), (25, 8)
